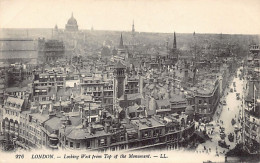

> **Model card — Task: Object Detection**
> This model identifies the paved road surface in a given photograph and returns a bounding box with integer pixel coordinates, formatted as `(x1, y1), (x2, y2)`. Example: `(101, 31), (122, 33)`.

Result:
(195, 66), (245, 158)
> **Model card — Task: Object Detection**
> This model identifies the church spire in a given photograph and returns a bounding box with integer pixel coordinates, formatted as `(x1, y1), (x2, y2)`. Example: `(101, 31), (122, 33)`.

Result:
(173, 31), (177, 49)
(55, 24), (58, 30)
(119, 33), (124, 49)
(132, 20), (135, 33)
(132, 20), (135, 38)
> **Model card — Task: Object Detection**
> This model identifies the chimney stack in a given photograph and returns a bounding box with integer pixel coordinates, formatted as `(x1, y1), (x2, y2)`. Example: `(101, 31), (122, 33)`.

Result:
(125, 107), (130, 118)
(139, 75), (144, 95)
(89, 123), (94, 134)
(84, 119), (89, 128)
(104, 123), (110, 133)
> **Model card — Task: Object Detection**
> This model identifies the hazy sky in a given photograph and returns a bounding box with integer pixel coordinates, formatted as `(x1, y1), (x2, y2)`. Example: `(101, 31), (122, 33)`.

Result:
(0, 0), (260, 34)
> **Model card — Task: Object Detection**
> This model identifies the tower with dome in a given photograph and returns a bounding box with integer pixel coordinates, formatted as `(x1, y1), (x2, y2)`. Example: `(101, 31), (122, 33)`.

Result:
(65, 13), (78, 31)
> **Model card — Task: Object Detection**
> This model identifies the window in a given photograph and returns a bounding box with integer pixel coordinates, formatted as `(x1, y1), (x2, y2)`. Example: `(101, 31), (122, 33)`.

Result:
(86, 141), (90, 148)
(91, 117), (96, 122)
(198, 100), (202, 104)
(91, 110), (96, 115)
(148, 130), (152, 137)
(70, 142), (73, 148)
(76, 143), (80, 149)
(65, 140), (68, 146)
(99, 138), (106, 146)
(143, 131), (149, 138)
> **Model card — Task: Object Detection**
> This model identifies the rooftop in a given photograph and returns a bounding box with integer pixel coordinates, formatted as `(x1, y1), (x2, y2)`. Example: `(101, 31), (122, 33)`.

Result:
(30, 112), (50, 122)
(126, 93), (143, 100)
(6, 86), (28, 92)
(156, 99), (170, 108)
(114, 61), (126, 69)
(44, 116), (62, 133)
(128, 104), (144, 113)
(6, 96), (24, 107)
(62, 124), (110, 140)
(131, 117), (164, 130)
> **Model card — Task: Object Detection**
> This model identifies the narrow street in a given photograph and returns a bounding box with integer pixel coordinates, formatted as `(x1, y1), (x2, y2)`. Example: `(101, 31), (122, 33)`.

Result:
(195, 66), (245, 158)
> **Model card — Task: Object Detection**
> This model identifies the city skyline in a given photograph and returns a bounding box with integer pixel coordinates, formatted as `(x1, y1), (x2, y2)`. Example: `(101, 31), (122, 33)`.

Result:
(0, 0), (260, 34)
(0, 0), (259, 159)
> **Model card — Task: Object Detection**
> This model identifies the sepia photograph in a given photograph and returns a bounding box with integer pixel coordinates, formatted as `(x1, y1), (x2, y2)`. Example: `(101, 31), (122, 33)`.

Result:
(0, 0), (259, 162)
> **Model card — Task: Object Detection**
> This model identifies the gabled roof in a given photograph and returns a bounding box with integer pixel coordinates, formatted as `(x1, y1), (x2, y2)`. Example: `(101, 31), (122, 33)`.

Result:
(114, 61), (126, 69)
(44, 117), (62, 133)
